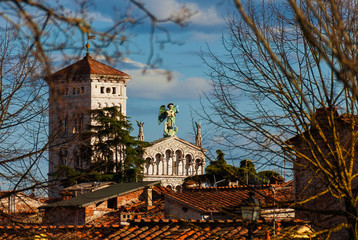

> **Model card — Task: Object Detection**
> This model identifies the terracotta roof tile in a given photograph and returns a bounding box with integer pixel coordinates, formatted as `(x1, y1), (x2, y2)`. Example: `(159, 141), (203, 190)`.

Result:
(164, 186), (294, 215)
(46, 54), (129, 81)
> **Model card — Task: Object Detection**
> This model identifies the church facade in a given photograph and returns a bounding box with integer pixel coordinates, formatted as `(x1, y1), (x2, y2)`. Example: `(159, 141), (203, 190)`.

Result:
(142, 136), (205, 191)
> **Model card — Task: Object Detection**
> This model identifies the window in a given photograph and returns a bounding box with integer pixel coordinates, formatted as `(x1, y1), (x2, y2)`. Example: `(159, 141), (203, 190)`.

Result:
(106, 87), (111, 93)
(112, 87), (116, 94)
(81, 87), (84, 94)
(100, 87), (104, 94)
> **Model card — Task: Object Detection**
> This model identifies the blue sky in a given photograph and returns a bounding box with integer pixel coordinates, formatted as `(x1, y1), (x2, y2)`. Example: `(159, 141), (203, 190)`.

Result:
(82, 0), (235, 145)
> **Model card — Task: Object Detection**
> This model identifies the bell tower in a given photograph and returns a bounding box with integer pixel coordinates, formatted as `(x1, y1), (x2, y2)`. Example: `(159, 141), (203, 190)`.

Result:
(45, 54), (130, 197)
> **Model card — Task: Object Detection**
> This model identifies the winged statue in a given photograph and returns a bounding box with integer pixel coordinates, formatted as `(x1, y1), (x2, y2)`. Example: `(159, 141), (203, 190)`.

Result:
(158, 103), (179, 137)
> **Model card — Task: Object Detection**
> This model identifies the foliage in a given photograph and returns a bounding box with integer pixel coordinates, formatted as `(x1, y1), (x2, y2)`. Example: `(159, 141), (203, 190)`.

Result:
(55, 165), (119, 187)
(204, 150), (282, 186)
(205, 150), (239, 181)
(237, 160), (257, 185)
(86, 106), (150, 182)
(257, 171), (282, 184)
(54, 165), (79, 188)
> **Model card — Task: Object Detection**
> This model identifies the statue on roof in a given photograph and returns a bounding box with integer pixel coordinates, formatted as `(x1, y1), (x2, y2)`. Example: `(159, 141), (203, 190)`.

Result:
(158, 103), (179, 137)
(136, 120), (144, 142)
(195, 122), (202, 148)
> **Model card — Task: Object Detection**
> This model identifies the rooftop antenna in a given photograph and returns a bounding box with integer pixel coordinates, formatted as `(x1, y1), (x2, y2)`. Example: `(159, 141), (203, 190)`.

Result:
(86, 33), (96, 56)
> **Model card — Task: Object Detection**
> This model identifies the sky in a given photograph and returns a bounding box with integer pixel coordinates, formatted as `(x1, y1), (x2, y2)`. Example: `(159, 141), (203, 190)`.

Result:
(83, 0), (235, 147)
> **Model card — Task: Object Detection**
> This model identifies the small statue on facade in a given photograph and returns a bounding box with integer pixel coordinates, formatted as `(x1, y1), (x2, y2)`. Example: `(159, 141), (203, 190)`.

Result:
(195, 122), (202, 148)
(136, 120), (144, 141)
(158, 103), (179, 137)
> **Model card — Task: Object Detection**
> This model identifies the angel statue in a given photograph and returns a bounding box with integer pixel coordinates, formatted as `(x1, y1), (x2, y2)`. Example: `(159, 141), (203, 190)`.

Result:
(158, 103), (179, 137)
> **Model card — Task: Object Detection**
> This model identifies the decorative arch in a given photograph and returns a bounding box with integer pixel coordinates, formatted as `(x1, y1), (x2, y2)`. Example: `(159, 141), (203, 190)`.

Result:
(145, 157), (154, 175)
(165, 149), (174, 175)
(195, 158), (204, 175)
(175, 149), (184, 176)
(185, 154), (194, 176)
(155, 153), (162, 175)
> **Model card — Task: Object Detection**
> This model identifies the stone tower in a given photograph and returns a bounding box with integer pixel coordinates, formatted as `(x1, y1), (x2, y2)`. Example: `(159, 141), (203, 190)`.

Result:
(45, 54), (130, 197)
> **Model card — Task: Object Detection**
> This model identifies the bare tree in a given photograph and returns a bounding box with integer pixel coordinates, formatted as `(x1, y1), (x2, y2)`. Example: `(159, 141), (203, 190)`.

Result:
(200, 0), (358, 238)
(0, 0), (194, 74)
(0, 27), (49, 219)
(0, 0), (194, 223)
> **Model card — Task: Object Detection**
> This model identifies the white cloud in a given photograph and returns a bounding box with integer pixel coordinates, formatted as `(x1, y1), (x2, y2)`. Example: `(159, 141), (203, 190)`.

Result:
(142, 0), (224, 27)
(125, 60), (211, 100)
(143, 0), (184, 19)
(88, 11), (114, 24)
(189, 6), (225, 26)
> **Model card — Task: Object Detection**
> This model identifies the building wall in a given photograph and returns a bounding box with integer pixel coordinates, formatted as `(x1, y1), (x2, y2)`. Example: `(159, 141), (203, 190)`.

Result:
(292, 111), (357, 240)
(116, 189), (144, 207)
(48, 73), (129, 197)
(44, 207), (86, 225)
(164, 198), (203, 220)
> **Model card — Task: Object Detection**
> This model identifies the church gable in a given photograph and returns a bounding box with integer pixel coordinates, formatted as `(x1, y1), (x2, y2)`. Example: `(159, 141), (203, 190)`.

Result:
(145, 136), (204, 158)
(143, 136), (206, 190)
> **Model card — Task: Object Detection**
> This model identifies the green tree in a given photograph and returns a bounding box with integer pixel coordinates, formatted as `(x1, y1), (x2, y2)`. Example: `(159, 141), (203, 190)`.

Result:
(237, 160), (257, 185)
(257, 170), (283, 184)
(87, 106), (149, 182)
(205, 150), (239, 182)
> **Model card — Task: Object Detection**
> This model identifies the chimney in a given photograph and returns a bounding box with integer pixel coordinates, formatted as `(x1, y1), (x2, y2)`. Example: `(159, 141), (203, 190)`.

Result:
(145, 187), (153, 209)
(9, 194), (15, 213)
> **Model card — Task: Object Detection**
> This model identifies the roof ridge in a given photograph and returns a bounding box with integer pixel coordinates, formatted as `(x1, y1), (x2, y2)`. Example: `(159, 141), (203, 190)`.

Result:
(189, 184), (271, 190)
(132, 219), (244, 224)
(0, 224), (122, 229)
(46, 55), (130, 81)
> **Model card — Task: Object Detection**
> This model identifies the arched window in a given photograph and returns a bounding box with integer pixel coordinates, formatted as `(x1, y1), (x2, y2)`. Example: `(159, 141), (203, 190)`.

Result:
(155, 153), (162, 175)
(186, 155), (193, 176)
(166, 150), (173, 175)
(175, 150), (183, 175)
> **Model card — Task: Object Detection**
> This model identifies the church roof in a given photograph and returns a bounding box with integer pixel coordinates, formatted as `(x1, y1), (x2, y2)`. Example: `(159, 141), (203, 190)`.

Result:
(41, 181), (160, 208)
(46, 54), (129, 81)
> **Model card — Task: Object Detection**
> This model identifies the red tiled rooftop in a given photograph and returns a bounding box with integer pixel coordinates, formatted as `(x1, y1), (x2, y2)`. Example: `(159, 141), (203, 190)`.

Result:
(166, 185), (294, 212)
(0, 219), (312, 239)
(46, 54), (129, 81)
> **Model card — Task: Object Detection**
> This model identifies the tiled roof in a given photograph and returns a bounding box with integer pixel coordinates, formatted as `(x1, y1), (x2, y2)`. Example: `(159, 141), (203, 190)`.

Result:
(0, 219), (313, 239)
(166, 185), (294, 213)
(0, 191), (44, 214)
(46, 54), (129, 81)
(42, 181), (160, 208)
